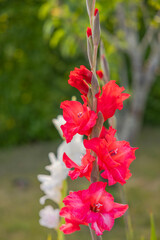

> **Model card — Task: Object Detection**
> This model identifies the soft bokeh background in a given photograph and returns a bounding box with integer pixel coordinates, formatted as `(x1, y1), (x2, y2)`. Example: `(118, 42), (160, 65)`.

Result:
(0, 0), (160, 239)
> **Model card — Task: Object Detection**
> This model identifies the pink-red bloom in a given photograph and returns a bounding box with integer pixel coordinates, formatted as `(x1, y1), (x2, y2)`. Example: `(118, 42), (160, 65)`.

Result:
(68, 71), (89, 96)
(60, 182), (128, 235)
(63, 150), (95, 181)
(75, 65), (92, 84)
(68, 66), (92, 95)
(60, 100), (97, 143)
(60, 207), (88, 234)
(84, 126), (138, 185)
(97, 80), (130, 121)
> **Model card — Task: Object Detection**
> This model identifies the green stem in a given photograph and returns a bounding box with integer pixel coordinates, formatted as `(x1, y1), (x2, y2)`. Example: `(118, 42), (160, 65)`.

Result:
(89, 224), (102, 240)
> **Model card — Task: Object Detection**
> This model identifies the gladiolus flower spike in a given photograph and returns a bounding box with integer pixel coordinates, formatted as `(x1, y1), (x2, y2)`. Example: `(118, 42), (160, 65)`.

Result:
(57, 1), (138, 239)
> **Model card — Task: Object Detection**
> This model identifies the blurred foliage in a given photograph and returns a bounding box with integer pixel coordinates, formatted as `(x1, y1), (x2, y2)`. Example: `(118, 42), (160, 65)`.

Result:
(0, 0), (86, 147)
(0, 0), (159, 147)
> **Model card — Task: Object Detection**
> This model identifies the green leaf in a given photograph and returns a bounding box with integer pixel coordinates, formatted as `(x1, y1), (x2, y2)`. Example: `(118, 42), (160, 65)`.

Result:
(50, 29), (65, 47)
(150, 213), (157, 240)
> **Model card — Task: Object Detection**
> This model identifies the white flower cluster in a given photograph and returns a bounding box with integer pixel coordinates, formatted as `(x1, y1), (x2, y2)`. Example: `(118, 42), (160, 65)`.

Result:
(38, 115), (85, 229)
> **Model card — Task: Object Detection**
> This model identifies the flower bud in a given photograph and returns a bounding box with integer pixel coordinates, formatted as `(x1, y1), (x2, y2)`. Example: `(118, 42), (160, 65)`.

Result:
(91, 73), (99, 96)
(86, 0), (94, 18)
(96, 70), (104, 79)
(87, 88), (93, 109)
(87, 28), (93, 68)
(86, 27), (92, 38)
(93, 8), (100, 46)
(100, 41), (110, 83)
(101, 54), (110, 83)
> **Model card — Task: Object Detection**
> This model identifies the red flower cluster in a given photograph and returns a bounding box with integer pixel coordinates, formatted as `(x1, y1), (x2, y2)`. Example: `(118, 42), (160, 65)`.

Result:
(60, 65), (137, 235)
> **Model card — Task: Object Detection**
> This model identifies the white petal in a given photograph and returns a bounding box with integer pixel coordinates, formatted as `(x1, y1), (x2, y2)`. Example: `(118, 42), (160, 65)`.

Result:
(52, 115), (66, 138)
(39, 205), (60, 229)
(57, 134), (85, 166)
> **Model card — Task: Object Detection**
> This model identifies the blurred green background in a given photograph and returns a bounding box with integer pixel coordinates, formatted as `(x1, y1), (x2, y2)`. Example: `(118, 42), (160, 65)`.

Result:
(0, 0), (160, 240)
(0, 0), (160, 147)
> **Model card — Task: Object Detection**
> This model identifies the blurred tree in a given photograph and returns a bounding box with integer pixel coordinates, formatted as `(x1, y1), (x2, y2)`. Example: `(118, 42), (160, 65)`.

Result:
(39, 0), (160, 143)
(102, 0), (160, 143)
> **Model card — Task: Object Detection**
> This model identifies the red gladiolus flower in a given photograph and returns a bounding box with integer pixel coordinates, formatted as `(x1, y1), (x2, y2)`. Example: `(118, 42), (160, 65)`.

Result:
(84, 127), (138, 185)
(87, 27), (92, 38)
(97, 80), (130, 121)
(63, 150), (95, 181)
(60, 100), (97, 143)
(68, 66), (92, 95)
(73, 65), (92, 84)
(60, 207), (88, 234)
(60, 182), (128, 235)
(96, 70), (104, 79)
(68, 72), (89, 96)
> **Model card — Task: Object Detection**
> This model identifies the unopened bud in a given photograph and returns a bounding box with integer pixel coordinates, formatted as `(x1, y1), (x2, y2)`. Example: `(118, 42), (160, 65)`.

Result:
(100, 42), (110, 83)
(87, 28), (93, 68)
(96, 70), (104, 79)
(93, 8), (100, 46)
(86, 27), (92, 38)
(87, 88), (93, 109)
(86, 0), (93, 18)
(91, 73), (99, 96)
(101, 54), (110, 83)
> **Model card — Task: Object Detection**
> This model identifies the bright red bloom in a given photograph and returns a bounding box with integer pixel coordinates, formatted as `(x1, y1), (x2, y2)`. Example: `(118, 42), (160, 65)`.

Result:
(68, 66), (92, 95)
(97, 80), (130, 121)
(68, 73), (89, 96)
(94, 8), (99, 16)
(87, 27), (92, 38)
(73, 65), (92, 84)
(84, 127), (138, 185)
(60, 100), (97, 143)
(63, 150), (95, 181)
(60, 207), (88, 234)
(96, 70), (104, 79)
(60, 182), (128, 235)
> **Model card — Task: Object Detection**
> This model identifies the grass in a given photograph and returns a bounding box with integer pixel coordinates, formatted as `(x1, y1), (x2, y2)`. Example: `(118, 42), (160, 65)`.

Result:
(0, 127), (160, 240)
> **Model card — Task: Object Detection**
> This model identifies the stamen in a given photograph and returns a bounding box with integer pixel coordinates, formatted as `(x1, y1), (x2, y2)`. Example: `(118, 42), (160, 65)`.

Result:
(109, 148), (118, 157)
(90, 202), (103, 212)
(77, 112), (83, 118)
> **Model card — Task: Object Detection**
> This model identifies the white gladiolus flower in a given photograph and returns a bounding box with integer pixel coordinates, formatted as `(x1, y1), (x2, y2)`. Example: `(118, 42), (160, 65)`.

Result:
(52, 115), (65, 138)
(39, 186), (62, 205)
(52, 115), (85, 165)
(38, 153), (67, 204)
(38, 115), (85, 207)
(38, 115), (86, 230)
(57, 134), (85, 166)
(39, 206), (60, 229)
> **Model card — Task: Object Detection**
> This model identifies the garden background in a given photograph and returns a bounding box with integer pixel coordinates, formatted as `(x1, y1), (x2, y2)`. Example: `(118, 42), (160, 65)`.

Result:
(0, 0), (160, 239)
